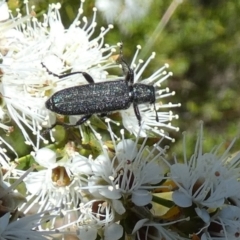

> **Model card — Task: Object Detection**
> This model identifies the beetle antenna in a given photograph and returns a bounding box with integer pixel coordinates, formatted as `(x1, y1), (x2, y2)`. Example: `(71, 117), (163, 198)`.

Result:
(118, 43), (130, 74)
(154, 103), (159, 122)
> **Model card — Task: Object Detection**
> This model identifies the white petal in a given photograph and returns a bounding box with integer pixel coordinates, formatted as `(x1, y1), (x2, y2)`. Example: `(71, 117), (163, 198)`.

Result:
(195, 207), (210, 223)
(42, 55), (63, 74)
(95, 0), (120, 23)
(99, 188), (122, 199)
(116, 139), (137, 162)
(131, 218), (149, 234)
(0, 2), (9, 21)
(201, 233), (208, 240)
(23, 171), (47, 194)
(172, 190), (192, 207)
(104, 223), (123, 240)
(219, 205), (240, 219)
(35, 148), (57, 168)
(171, 163), (190, 187)
(142, 162), (163, 184)
(132, 190), (152, 206)
(0, 212), (9, 234)
(203, 198), (225, 209)
(70, 155), (92, 174)
(112, 199), (125, 215)
(92, 155), (111, 174)
(77, 227), (97, 240)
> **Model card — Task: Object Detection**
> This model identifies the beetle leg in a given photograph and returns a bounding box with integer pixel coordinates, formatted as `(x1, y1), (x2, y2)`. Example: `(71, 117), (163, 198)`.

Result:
(42, 115), (92, 135)
(80, 72), (95, 84)
(153, 103), (159, 122)
(41, 121), (66, 135)
(133, 103), (142, 126)
(124, 65), (134, 85)
(41, 63), (95, 84)
(99, 113), (108, 117)
(118, 44), (134, 85)
(58, 72), (94, 84)
(75, 114), (92, 125)
(63, 115), (93, 129)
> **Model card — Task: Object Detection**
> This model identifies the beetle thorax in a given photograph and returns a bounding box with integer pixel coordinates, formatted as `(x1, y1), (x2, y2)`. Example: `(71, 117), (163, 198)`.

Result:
(132, 84), (155, 104)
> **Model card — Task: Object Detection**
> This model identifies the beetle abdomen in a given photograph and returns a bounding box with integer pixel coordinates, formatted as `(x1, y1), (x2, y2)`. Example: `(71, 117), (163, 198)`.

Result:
(46, 80), (131, 115)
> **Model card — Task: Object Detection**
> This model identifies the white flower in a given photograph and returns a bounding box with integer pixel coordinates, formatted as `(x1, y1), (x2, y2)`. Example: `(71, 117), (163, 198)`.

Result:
(19, 145), (92, 216)
(0, 105), (12, 133)
(0, 136), (19, 170)
(75, 200), (123, 240)
(0, 0), (9, 22)
(95, 0), (153, 33)
(214, 205), (240, 238)
(0, 171), (26, 214)
(77, 223), (123, 240)
(0, 165), (62, 237)
(77, 226), (98, 240)
(56, 198), (124, 240)
(0, 210), (60, 240)
(169, 123), (240, 210)
(132, 218), (187, 240)
(0, 1), (115, 148)
(201, 205), (240, 239)
(88, 125), (167, 206)
(120, 46), (180, 141)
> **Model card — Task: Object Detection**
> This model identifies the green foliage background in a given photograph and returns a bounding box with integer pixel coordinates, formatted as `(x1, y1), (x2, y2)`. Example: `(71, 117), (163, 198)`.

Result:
(8, 0), (240, 157)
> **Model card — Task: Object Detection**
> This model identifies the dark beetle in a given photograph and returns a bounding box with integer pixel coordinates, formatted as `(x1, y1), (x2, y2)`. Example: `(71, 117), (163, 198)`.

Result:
(44, 47), (159, 131)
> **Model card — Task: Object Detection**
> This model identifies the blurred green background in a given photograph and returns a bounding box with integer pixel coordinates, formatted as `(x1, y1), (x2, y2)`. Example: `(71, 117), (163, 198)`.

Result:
(8, 0), (240, 156)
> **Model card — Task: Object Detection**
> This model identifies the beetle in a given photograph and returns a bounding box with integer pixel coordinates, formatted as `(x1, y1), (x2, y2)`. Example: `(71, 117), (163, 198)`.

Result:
(44, 46), (159, 131)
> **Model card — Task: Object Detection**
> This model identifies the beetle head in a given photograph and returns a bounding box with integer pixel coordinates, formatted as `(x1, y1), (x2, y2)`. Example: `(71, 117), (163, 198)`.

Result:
(45, 97), (54, 111)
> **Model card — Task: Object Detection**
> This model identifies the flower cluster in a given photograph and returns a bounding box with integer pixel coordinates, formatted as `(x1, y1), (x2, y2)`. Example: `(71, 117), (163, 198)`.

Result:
(95, 0), (153, 33)
(1, 1), (240, 240)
